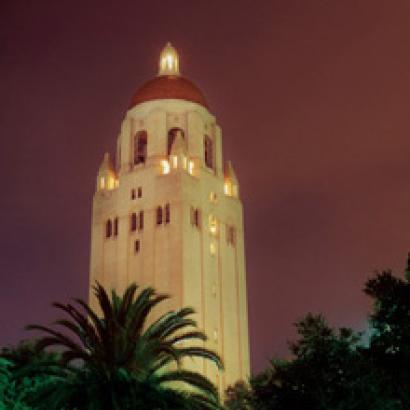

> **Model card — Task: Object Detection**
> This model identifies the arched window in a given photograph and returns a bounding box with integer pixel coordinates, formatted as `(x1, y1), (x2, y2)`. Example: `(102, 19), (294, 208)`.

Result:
(204, 135), (214, 169)
(106, 219), (112, 238)
(190, 207), (201, 228)
(165, 204), (170, 224)
(114, 217), (118, 236)
(135, 240), (140, 254)
(134, 131), (147, 165)
(139, 211), (144, 230)
(130, 213), (137, 232)
(167, 128), (184, 155)
(156, 206), (163, 225)
(194, 209), (200, 227)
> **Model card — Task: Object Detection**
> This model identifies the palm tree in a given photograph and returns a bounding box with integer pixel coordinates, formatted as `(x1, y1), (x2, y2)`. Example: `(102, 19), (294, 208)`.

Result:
(26, 282), (223, 409)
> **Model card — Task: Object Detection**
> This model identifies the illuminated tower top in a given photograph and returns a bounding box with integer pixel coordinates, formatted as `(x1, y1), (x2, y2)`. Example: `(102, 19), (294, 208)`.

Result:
(158, 42), (180, 76)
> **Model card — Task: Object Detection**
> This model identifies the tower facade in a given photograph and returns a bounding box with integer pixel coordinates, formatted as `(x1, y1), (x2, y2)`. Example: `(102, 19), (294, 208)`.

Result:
(89, 44), (250, 389)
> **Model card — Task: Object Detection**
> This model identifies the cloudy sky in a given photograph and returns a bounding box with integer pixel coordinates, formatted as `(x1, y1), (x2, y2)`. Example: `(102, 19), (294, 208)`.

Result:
(1, 0), (410, 372)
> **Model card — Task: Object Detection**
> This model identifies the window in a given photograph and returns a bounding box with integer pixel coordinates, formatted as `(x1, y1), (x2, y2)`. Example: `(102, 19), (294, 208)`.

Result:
(114, 217), (118, 236)
(167, 128), (184, 155)
(156, 206), (163, 225)
(137, 187), (142, 198)
(227, 225), (236, 246)
(139, 211), (144, 230)
(133, 131), (147, 165)
(131, 189), (136, 200)
(194, 209), (200, 227)
(208, 215), (218, 235)
(131, 213), (137, 232)
(165, 204), (170, 224)
(209, 192), (218, 203)
(190, 207), (201, 228)
(204, 135), (214, 169)
(106, 219), (112, 238)
(135, 240), (140, 254)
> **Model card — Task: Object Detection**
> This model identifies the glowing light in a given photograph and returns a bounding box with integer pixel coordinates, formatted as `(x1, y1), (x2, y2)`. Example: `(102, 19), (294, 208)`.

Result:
(161, 160), (170, 174)
(188, 160), (194, 175)
(100, 177), (105, 190)
(159, 43), (180, 76)
(210, 242), (216, 256)
(107, 177), (115, 190)
(209, 215), (218, 235)
(172, 155), (178, 168)
(224, 181), (232, 196)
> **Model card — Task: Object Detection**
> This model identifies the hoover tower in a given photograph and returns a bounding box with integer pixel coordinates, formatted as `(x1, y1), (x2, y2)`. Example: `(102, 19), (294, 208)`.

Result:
(89, 43), (250, 389)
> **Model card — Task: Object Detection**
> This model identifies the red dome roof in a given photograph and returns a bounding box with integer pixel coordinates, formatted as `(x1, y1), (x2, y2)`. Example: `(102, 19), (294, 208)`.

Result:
(129, 75), (209, 109)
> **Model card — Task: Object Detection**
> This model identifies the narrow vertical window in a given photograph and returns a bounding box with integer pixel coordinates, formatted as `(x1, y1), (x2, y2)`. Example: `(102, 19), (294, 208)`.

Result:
(139, 211), (144, 230)
(156, 206), (163, 225)
(135, 240), (140, 254)
(227, 225), (236, 245)
(167, 128), (184, 155)
(114, 217), (118, 236)
(131, 189), (136, 200)
(106, 220), (112, 238)
(165, 204), (170, 224)
(134, 131), (147, 165)
(137, 187), (142, 198)
(131, 213), (137, 232)
(194, 209), (200, 228)
(190, 207), (201, 228)
(204, 135), (214, 169)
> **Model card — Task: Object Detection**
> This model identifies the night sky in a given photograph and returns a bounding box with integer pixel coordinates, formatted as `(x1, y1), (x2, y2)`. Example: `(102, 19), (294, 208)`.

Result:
(1, 0), (410, 373)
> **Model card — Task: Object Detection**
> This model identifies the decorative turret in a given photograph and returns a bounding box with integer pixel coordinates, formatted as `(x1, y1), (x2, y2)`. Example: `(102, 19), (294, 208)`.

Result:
(129, 42), (208, 109)
(97, 153), (118, 191)
(224, 161), (239, 198)
(158, 42), (180, 76)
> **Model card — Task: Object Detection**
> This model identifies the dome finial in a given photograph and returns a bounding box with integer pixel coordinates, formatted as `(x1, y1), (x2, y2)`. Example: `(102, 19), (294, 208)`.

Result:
(158, 42), (180, 76)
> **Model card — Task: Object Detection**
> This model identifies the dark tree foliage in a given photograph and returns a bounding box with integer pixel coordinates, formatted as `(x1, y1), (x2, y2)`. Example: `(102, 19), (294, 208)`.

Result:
(226, 261), (410, 410)
(0, 341), (61, 409)
(364, 269), (410, 407)
(20, 282), (223, 410)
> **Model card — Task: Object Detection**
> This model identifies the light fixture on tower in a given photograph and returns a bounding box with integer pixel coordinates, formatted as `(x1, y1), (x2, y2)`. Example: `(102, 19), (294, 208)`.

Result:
(158, 42), (180, 76)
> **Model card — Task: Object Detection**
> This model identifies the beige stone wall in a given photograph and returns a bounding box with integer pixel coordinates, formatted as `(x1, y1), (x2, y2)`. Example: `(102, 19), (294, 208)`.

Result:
(89, 98), (250, 391)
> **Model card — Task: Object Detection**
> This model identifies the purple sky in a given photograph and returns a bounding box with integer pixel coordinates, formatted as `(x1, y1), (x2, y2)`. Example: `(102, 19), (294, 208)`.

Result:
(1, 0), (410, 373)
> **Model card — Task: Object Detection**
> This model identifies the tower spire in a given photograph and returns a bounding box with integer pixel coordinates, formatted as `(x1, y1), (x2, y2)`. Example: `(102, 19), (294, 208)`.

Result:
(158, 42), (180, 76)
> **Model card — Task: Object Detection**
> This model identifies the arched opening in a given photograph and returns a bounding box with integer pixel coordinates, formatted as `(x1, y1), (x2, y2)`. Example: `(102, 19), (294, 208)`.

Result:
(165, 204), (170, 224)
(204, 135), (214, 169)
(134, 130), (148, 165)
(130, 213), (137, 232)
(139, 211), (144, 230)
(156, 206), (163, 225)
(167, 128), (185, 155)
(106, 220), (112, 238)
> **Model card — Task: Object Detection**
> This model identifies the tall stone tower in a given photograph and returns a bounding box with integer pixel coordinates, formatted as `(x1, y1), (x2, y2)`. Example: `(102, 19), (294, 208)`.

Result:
(89, 43), (250, 389)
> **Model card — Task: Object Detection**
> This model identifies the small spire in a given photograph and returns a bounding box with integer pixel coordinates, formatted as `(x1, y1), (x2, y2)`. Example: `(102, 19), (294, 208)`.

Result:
(224, 161), (238, 183)
(99, 152), (114, 173)
(158, 42), (180, 76)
